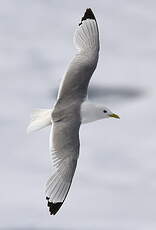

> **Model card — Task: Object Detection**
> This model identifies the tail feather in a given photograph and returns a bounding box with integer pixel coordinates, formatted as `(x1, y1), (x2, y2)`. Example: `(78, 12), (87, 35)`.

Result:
(27, 109), (52, 133)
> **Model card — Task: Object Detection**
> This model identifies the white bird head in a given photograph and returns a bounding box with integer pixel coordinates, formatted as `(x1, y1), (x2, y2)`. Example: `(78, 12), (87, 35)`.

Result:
(97, 105), (120, 119)
(81, 102), (120, 124)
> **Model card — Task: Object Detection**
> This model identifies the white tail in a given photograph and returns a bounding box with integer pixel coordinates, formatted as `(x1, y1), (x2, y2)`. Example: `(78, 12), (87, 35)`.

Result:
(27, 109), (52, 134)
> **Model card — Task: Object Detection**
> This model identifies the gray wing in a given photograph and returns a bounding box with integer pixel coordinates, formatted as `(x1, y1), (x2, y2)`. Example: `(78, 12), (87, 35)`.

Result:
(57, 8), (100, 102)
(45, 114), (80, 215)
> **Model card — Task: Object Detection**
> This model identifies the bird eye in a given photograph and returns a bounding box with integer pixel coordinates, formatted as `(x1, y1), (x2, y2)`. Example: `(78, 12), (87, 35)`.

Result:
(103, 110), (107, 113)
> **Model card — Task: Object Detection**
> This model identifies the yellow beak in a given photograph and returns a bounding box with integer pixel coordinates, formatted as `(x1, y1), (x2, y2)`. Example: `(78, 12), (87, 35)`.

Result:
(109, 113), (120, 119)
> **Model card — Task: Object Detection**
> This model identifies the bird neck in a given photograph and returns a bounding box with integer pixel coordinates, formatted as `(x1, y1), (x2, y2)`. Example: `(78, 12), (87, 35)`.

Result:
(80, 101), (102, 124)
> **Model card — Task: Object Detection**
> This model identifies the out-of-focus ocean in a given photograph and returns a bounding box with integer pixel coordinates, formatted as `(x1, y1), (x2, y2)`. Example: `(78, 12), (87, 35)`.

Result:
(1, 0), (156, 229)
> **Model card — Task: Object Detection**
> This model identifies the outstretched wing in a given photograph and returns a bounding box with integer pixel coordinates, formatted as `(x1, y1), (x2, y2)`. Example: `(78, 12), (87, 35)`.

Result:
(57, 8), (100, 102)
(45, 117), (80, 215)
(46, 8), (99, 215)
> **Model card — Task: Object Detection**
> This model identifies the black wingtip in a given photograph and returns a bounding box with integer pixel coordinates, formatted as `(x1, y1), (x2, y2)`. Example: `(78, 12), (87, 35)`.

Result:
(46, 197), (63, 215)
(79, 8), (96, 26)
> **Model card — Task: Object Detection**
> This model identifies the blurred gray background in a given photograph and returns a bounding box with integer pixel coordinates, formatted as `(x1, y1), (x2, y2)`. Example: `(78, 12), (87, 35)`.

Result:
(1, 0), (156, 229)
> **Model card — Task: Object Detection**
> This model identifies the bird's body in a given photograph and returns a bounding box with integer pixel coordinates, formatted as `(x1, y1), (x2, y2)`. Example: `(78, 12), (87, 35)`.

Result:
(27, 8), (119, 215)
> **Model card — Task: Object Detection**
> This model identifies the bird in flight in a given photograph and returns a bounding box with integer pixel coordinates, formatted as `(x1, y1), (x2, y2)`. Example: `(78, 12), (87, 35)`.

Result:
(27, 8), (120, 215)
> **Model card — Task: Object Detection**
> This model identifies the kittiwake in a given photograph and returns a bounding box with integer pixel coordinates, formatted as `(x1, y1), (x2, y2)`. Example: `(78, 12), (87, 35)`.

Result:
(27, 8), (120, 215)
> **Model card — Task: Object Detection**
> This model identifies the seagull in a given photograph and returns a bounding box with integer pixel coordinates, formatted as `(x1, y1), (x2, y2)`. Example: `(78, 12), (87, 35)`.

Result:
(27, 8), (120, 215)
